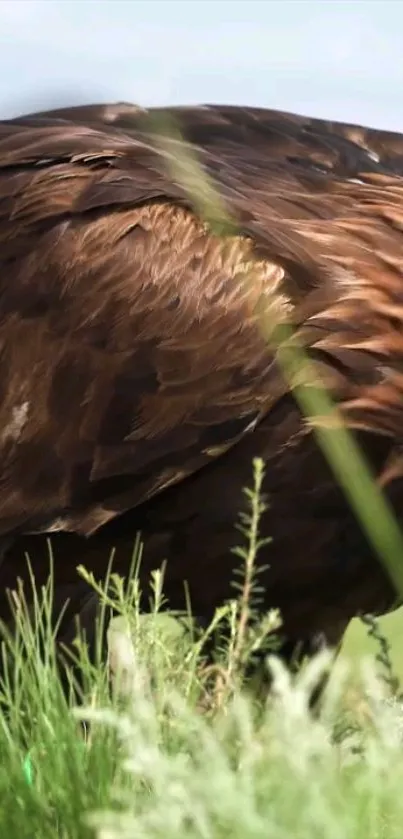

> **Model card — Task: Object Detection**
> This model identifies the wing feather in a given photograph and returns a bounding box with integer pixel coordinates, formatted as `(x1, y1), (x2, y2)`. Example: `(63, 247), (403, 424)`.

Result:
(0, 102), (403, 538)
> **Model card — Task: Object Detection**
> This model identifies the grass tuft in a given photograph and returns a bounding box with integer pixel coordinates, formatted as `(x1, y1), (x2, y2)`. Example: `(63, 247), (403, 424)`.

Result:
(0, 460), (403, 837)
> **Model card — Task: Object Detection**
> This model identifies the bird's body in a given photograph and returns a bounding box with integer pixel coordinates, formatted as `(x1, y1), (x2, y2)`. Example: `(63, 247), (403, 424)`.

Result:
(0, 102), (403, 659)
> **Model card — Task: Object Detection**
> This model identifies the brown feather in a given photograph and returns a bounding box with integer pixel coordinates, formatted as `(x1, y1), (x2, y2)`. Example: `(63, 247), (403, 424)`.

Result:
(0, 102), (403, 664)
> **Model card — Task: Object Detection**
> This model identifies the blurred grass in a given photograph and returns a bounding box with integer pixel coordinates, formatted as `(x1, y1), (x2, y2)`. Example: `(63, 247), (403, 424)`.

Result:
(112, 607), (403, 692)
(1, 460), (403, 838)
(3, 571), (403, 839)
(343, 609), (403, 680)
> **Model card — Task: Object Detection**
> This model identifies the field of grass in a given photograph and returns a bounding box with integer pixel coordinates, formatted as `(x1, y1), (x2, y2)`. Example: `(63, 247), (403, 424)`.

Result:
(1, 577), (403, 839)
(1, 463), (403, 839)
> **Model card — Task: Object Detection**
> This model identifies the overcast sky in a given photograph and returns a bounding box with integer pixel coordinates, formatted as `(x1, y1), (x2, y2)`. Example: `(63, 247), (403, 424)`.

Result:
(0, 0), (402, 131)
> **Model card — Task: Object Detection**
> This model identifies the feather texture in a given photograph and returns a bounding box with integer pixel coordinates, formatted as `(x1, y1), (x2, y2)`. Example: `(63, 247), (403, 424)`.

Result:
(0, 102), (403, 657)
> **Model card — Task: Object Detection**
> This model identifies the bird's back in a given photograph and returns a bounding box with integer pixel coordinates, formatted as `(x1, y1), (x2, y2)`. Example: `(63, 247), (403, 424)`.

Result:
(1, 102), (403, 651)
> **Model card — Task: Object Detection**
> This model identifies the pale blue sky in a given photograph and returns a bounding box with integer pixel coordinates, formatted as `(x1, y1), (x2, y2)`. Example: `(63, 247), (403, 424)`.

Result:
(0, 0), (402, 131)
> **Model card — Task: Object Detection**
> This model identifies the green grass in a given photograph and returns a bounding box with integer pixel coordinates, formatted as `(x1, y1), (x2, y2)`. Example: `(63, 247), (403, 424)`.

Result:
(2, 576), (403, 839)
(1, 460), (403, 839)
(343, 609), (403, 681)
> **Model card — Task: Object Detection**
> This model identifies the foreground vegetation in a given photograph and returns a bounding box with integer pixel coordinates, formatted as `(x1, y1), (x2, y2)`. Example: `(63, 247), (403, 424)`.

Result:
(0, 460), (402, 839)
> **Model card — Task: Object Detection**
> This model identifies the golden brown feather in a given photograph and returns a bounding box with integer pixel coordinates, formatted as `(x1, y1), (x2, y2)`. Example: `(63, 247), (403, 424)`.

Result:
(0, 102), (403, 669)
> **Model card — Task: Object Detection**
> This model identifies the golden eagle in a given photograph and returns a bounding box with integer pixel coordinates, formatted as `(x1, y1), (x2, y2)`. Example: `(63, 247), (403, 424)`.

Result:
(0, 101), (402, 669)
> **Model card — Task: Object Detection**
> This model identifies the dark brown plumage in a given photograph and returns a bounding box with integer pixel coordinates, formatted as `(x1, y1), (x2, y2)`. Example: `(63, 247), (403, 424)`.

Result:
(0, 101), (403, 669)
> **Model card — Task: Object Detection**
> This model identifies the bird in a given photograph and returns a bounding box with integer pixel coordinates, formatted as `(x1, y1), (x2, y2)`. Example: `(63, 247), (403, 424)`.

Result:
(0, 100), (402, 683)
